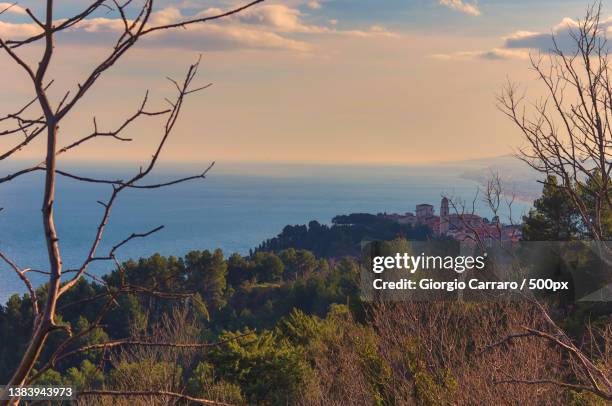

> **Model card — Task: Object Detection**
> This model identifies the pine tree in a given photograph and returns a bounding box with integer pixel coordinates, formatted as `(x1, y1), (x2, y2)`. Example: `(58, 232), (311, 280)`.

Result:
(522, 176), (579, 241)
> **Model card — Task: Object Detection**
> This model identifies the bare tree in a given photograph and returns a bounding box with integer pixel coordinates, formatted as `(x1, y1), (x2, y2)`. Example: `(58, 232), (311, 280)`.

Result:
(496, 4), (612, 399)
(442, 171), (519, 254)
(77, 306), (245, 405)
(368, 301), (568, 405)
(482, 300), (612, 400)
(445, 173), (611, 400)
(0, 0), (264, 404)
(498, 2), (611, 250)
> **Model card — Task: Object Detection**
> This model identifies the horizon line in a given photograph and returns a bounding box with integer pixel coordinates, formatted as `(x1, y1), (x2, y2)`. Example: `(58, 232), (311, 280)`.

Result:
(2, 154), (519, 169)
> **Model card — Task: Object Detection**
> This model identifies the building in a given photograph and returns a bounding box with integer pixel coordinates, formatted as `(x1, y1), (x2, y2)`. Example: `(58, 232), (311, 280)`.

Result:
(379, 197), (522, 243)
(440, 197), (449, 235)
(397, 212), (417, 226)
(415, 204), (434, 221)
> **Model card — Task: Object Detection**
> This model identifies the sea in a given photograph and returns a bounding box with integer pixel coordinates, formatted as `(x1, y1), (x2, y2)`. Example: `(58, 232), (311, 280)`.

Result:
(0, 161), (536, 303)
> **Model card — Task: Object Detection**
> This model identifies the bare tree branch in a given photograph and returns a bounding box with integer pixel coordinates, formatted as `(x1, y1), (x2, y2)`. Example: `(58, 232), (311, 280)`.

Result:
(78, 389), (235, 405)
(0, 251), (39, 317)
(498, 3), (611, 254)
(0, 0), (266, 397)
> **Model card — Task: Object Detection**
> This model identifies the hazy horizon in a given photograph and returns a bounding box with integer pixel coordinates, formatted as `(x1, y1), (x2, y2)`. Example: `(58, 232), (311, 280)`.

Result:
(3, 152), (521, 169)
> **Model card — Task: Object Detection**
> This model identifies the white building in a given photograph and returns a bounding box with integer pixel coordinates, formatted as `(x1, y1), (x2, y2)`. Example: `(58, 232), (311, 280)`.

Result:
(415, 204), (434, 221)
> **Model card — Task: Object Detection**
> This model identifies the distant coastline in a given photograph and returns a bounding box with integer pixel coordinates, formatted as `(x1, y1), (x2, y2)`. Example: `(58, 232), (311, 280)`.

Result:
(0, 160), (534, 303)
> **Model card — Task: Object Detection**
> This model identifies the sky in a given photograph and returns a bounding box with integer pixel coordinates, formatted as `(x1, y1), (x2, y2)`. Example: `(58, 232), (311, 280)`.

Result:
(0, 0), (604, 166)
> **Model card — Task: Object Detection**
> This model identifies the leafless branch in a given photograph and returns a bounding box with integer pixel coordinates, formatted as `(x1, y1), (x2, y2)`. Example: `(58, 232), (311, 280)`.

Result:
(0, 251), (39, 316)
(0, 0), (266, 396)
(498, 3), (611, 254)
(78, 390), (235, 405)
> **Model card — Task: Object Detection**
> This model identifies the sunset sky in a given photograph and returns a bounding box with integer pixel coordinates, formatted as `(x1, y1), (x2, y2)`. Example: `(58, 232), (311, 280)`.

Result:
(0, 0), (602, 166)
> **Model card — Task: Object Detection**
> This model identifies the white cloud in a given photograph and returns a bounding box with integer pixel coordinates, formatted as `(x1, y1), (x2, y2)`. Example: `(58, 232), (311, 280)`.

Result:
(432, 48), (529, 61)
(502, 16), (612, 53)
(432, 14), (612, 61)
(439, 0), (481, 17)
(332, 25), (398, 38)
(69, 10), (311, 52)
(0, 4), (398, 53)
(230, 4), (320, 33)
(185, 5), (399, 39)
(150, 7), (184, 26)
(307, 1), (322, 10)
(0, 3), (27, 15)
(0, 21), (41, 38)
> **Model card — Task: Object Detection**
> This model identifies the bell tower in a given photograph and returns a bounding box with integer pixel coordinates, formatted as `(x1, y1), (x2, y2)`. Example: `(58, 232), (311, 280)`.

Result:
(440, 197), (449, 235)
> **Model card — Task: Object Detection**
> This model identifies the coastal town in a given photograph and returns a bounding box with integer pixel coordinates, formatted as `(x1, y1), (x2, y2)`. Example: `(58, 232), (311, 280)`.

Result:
(380, 197), (522, 243)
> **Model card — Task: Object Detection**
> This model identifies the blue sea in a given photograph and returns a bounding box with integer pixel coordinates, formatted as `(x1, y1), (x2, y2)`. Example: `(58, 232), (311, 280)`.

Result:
(0, 161), (535, 303)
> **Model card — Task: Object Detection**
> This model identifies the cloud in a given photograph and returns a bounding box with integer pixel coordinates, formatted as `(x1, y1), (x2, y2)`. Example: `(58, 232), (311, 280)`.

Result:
(0, 4), (397, 53)
(502, 16), (612, 54)
(432, 15), (612, 61)
(69, 11), (311, 52)
(432, 48), (529, 61)
(0, 21), (41, 38)
(307, 1), (322, 10)
(150, 6), (184, 26)
(439, 0), (481, 17)
(141, 23), (311, 52)
(0, 8), (310, 52)
(0, 3), (27, 15)
(229, 4), (398, 36)
(227, 4), (324, 33)
(325, 25), (398, 38)
(360, 25), (398, 38)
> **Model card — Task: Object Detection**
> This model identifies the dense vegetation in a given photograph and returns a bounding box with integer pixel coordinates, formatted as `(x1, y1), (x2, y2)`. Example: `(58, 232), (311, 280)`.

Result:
(522, 174), (611, 241)
(256, 214), (431, 257)
(0, 248), (364, 404)
(0, 181), (610, 405)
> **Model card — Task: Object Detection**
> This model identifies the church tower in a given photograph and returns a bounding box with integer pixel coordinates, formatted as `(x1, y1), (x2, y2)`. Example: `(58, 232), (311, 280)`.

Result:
(440, 197), (449, 235)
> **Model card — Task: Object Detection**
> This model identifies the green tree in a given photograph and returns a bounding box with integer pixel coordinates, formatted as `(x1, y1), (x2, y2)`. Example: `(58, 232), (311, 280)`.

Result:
(280, 249), (318, 280)
(185, 249), (228, 309)
(186, 362), (245, 405)
(207, 329), (313, 405)
(35, 360), (104, 390)
(227, 253), (252, 286)
(252, 252), (285, 283)
(522, 176), (579, 241)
